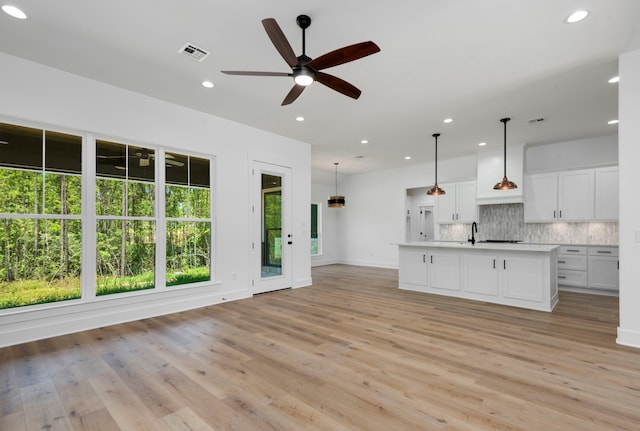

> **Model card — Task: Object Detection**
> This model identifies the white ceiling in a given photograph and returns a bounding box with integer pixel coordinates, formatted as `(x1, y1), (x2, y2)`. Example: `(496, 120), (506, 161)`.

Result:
(1, 1), (639, 183)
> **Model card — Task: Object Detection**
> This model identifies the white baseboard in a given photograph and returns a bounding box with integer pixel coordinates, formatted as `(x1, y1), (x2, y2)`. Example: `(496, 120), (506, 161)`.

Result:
(617, 327), (640, 349)
(0, 284), (249, 348)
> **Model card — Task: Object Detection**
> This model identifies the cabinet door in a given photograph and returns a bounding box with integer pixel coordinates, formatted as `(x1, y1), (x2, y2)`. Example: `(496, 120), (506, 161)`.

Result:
(524, 173), (557, 222)
(463, 253), (499, 296)
(429, 251), (460, 291)
(587, 256), (619, 291)
(501, 256), (544, 302)
(558, 170), (594, 221)
(595, 167), (619, 221)
(399, 248), (428, 286)
(435, 185), (456, 224)
(456, 181), (478, 223)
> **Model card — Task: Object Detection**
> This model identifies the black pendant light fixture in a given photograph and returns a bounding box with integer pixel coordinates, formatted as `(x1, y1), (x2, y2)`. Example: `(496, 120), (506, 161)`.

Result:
(493, 117), (518, 190)
(427, 133), (446, 195)
(328, 162), (346, 208)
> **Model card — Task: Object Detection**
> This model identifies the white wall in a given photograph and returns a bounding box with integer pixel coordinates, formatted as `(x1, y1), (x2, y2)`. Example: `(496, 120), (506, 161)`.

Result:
(618, 49), (640, 348)
(337, 155), (476, 268)
(0, 52), (311, 346)
(525, 135), (618, 173)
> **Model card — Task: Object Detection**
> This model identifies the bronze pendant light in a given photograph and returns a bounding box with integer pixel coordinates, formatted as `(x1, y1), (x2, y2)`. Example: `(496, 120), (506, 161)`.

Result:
(494, 117), (518, 190)
(427, 133), (446, 195)
(328, 162), (346, 208)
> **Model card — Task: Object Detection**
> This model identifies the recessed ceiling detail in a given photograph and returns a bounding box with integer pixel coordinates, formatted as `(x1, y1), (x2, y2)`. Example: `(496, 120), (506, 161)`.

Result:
(179, 43), (209, 62)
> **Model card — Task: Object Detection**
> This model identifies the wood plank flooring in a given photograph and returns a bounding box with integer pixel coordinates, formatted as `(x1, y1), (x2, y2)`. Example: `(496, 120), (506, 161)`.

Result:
(1, 264), (639, 430)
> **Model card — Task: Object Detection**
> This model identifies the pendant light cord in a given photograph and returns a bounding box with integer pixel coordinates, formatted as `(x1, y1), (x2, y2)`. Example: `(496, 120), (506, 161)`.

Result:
(501, 118), (510, 177)
(334, 162), (339, 195)
(433, 133), (440, 184)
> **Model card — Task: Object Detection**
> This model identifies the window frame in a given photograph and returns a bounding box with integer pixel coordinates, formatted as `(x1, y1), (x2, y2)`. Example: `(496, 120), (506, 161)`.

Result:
(0, 117), (217, 313)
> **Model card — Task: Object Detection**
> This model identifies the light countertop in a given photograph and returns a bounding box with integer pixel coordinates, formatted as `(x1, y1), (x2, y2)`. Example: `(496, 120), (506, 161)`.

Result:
(398, 241), (559, 252)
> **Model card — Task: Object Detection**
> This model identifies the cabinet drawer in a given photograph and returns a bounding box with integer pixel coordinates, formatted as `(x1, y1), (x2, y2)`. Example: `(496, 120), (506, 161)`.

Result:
(558, 270), (587, 287)
(557, 255), (587, 271)
(559, 246), (587, 255)
(588, 246), (618, 257)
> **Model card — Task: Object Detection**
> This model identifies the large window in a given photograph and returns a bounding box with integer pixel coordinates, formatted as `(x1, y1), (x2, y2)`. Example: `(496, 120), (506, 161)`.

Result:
(0, 118), (215, 311)
(96, 140), (156, 295)
(0, 122), (82, 309)
(165, 152), (212, 286)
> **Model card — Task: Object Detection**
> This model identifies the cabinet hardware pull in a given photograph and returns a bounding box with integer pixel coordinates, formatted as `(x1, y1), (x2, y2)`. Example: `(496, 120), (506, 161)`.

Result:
(567, 249), (580, 252)
(430, 255), (433, 264)
(503, 260), (506, 270)
(423, 254), (426, 263)
(558, 260), (566, 264)
(559, 210), (562, 218)
(618, 261), (619, 270)
(452, 214), (455, 220)
(597, 250), (612, 254)
(493, 259), (496, 269)
(558, 276), (566, 279)
(553, 210), (556, 218)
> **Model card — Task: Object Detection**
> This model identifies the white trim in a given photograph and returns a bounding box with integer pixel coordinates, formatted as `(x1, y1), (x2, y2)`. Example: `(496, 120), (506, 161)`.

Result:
(617, 327), (640, 348)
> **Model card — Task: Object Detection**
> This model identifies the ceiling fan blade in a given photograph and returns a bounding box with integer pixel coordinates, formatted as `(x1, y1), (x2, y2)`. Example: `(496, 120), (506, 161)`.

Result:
(281, 85), (306, 106)
(221, 71), (291, 77)
(262, 18), (298, 68)
(316, 72), (362, 99)
(307, 41), (380, 71)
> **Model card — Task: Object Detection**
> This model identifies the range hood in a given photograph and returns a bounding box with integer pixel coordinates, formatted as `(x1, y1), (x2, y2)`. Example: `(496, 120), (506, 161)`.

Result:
(476, 142), (525, 205)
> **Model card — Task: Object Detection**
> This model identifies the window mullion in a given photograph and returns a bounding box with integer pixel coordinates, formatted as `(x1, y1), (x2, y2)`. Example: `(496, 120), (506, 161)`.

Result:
(83, 133), (97, 301)
(155, 148), (166, 289)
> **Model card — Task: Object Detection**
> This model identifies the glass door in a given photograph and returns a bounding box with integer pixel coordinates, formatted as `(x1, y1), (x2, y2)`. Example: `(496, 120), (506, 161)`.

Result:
(251, 161), (292, 294)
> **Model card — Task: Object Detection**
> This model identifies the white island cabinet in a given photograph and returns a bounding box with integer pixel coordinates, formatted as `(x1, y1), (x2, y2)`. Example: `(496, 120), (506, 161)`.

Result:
(398, 242), (559, 312)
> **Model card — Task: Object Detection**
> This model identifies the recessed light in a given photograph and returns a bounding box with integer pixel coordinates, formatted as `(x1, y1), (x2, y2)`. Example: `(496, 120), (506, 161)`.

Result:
(404, 156), (412, 160)
(2, 5), (27, 19)
(608, 76), (619, 84)
(608, 120), (619, 125)
(478, 142), (487, 147)
(201, 80), (214, 88)
(565, 10), (589, 24)
(295, 116), (304, 122)
(443, 118), (453, 124)
(361, 140), (368, 144)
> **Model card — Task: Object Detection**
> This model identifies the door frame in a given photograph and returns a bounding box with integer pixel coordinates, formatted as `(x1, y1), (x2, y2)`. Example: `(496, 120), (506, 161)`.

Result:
(250, 160), (293, 294)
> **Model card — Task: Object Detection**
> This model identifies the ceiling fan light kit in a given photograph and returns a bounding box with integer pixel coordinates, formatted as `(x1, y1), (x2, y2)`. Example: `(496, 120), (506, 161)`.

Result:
(221, 14), (380, 105)
(493, 117), (518, 190)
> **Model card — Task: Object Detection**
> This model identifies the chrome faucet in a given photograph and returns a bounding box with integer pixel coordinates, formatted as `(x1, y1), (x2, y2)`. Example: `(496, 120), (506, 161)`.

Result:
(468, 221), (478, 245)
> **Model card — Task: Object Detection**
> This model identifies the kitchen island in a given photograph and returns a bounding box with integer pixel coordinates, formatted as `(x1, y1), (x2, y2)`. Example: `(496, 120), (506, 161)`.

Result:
(398, 241), (559, 312)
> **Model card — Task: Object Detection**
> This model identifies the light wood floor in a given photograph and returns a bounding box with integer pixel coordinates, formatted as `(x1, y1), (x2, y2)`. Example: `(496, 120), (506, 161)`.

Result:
(1, 264), (639, 430)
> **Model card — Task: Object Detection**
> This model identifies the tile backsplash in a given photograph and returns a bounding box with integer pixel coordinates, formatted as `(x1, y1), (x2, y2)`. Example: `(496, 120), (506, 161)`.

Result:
(439, 203), (618, 245)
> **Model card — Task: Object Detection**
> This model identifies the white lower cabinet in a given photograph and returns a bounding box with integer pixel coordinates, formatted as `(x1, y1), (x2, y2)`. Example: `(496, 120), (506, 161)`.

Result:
(462, 253), (499, 296)
(399, 245), (558, 312)
(587, 246), (619, 291)
(429, 251), (461, 291)
(398, 248), (428, 288)
(556, 245), (618, 294)
(501, 255), (544, 302)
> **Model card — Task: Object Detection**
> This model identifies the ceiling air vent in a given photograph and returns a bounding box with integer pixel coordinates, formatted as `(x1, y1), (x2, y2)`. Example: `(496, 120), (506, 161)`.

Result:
(179, 43), (209, 62)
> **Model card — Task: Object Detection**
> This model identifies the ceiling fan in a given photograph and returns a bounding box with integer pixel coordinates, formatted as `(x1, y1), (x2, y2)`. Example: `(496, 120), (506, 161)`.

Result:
(97, 150), (184, 168)
(221, 14), (380, 105)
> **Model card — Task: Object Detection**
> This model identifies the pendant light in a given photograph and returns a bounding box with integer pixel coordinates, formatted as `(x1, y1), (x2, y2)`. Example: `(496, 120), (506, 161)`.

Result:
(493, 117), (518, 190)
(328, 162), (346, 208)
(427, 133), (445, 195)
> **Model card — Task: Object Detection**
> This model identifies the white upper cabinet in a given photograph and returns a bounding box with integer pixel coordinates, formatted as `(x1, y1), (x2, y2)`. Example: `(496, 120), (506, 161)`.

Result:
(435, 180), (477, 224)
(594, 167), (619, 221)
(524, 169), (595, 222)
(523, 173), (557, 222)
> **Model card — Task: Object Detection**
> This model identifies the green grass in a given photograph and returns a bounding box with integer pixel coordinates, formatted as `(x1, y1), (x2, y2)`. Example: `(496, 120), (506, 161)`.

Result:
(0, 278), (81, 309)
(0, 266), (211, 309)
